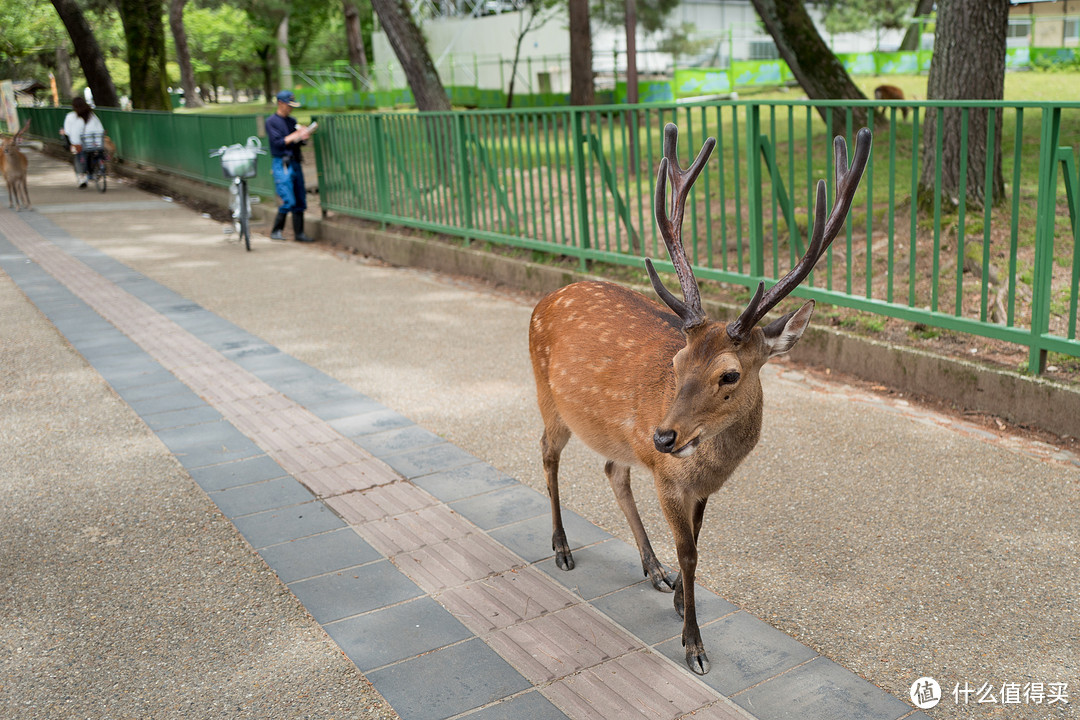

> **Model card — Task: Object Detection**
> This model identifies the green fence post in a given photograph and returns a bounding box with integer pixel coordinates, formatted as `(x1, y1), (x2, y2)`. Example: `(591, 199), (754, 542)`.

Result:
(745, 104), (765, 282)
(1029, 106), (1062, 375)
(454, 114), (474, 238)
(572, 108), (591, 271)
(372, 114), (390, 221)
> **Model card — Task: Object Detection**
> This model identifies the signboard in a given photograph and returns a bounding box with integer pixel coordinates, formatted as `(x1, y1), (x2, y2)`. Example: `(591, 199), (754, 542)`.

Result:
(0, 80), (18, 132)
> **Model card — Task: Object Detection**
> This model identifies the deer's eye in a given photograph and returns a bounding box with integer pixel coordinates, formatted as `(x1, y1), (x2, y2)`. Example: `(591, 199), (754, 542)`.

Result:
(720, 371), (740, 386)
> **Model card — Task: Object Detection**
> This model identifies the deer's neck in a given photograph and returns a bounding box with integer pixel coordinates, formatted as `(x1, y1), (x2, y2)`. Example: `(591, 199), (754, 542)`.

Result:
(686, 399), (763, 498)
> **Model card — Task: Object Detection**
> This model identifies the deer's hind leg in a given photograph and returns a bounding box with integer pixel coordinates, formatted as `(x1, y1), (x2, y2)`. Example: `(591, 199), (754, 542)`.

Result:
(606, 460), (677, 592)
(540, 417), (574, 571)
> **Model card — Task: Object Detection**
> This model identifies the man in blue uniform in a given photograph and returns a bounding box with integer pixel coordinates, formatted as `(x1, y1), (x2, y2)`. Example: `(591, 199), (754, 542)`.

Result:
(266, 90), (315, 242)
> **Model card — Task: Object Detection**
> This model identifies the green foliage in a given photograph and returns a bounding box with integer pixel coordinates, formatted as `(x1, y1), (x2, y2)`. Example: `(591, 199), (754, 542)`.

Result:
(909, 323), (941, 340)
(654, 23), (715, 63)
(0, 0), (131, 99)
(840, 312), (886, 333)
(1030, 52), (1080, 74)
(590, 0), (679, 34)
(819, 0), (911, 35)
(105, 57), (131, 96)
(285, 0), (338, 65)
(0, 0), (70, 84)
(0, 0), (67, 75)
(183, 2), (272, 88)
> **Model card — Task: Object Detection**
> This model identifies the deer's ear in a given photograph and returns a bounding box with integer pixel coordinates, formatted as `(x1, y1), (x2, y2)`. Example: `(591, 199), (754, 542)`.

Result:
(762, 300), (814, 359)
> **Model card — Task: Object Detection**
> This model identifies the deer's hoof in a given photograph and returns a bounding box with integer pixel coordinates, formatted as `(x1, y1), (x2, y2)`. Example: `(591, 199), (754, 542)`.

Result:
(646, 564), (678, 593)
(685, 648), (711, 675)
(552, 531), (574, 571)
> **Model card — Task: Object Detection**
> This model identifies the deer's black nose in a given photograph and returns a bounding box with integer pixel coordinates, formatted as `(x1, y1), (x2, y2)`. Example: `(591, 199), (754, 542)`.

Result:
(654, 429), (678, 453)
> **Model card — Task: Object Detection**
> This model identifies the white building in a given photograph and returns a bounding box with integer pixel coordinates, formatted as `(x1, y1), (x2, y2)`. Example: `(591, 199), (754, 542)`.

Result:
(369, 0), (915, 95)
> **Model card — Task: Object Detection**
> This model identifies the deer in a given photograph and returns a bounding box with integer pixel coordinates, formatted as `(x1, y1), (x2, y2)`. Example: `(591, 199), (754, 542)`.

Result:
(528, 123), (871, 675)
(874, 84), (910, 121)
(2, 120), (32, 211)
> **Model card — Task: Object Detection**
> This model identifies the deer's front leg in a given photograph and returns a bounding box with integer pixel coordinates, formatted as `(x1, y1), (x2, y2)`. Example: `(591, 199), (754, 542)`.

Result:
(606, 461), (677, 592)
(664, 494), (709, 675)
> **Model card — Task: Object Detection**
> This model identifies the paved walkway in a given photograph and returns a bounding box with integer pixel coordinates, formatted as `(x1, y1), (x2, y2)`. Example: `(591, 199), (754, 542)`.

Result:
(3, 152), (1078, 720)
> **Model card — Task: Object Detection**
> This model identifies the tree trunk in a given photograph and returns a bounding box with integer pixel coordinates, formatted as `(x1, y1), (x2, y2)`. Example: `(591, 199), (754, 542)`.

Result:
(624, 0), (638, 105)
(50, 0), (120, 108)
(169, 0), (204, 108)
(506, 7), (542, 108)
(257, 44), (274, 103)
(118, 0), (171, 110)
(899, 0), (935, 52)
(624, 0), (639, 178)
(749, 0), (866, 128)
(54, 45), (73, 104)
(569, 0), (593, 105)
(918, 0), (1008, 210)
(370, 0), (451, 182)
(344, 0), (369, 86)
(506, 22), (528, 108)
(277, 14), (293, 91)
(370, 0), (450, 111)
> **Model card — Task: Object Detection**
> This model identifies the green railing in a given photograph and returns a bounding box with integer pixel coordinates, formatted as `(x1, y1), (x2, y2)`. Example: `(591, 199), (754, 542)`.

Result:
(15, 100), (1079, 374)
(17, 106), (276, 197)
(314, 100), (1080, 374)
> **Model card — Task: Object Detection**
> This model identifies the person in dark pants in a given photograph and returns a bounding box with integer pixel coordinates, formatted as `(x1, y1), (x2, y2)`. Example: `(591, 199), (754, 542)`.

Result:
(266, 90), (316, 242)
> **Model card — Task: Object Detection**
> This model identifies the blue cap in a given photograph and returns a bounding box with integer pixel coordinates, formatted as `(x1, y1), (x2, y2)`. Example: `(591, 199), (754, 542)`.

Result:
(275, 90), (301, 107)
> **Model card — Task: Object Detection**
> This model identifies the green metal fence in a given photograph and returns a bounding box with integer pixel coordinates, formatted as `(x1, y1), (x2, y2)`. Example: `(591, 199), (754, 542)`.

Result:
(14, 100), (1079, 374)
(314, 99), (1080, 375)
(17, 106), (276, 197)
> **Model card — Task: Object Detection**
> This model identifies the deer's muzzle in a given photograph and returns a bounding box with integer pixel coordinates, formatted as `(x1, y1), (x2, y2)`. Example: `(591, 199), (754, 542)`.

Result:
(654, 429), (699, 457)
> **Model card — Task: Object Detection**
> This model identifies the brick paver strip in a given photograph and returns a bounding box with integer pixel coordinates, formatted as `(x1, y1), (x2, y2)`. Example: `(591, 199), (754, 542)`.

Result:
(1, 210), (921, 720)
(438, 567), (580, 635)
(486, 604), (641, 683)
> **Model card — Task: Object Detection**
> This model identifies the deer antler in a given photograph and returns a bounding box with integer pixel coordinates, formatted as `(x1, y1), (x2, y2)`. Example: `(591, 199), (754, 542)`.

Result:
(645, 123), (716, 331)
(726, 127), (872, 342)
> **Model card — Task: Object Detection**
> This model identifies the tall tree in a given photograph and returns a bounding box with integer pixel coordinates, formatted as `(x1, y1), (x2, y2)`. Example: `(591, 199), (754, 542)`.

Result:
(343, 0), (369, 81)
(899, 0), (935, 51)
(749, 0), (867, 127)
(169, 0), (204, 107)
(277, 13), (293, 90)
(118, 0), (171, 109)
(55, 45), (74, 103)
(186, 3), (269, 102)
(568, 0), (593, 105)
(369, 0), (449, 111)
(624, 0), (637, 105)
(590, 0), (679, 104)
(918, 0), (1008, 209)
(51, 0), (120, 107)
(506, 0), (560, 107)
(819, 0), (908, 39)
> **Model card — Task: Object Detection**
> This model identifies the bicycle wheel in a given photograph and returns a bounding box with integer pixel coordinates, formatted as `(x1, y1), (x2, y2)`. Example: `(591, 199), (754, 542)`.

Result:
(94, 156), (107, 193)
(238, 181), (251, 251)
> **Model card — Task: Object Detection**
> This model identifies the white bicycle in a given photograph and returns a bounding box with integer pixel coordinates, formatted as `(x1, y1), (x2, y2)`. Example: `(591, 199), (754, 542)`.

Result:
(209, 136), (266, 251)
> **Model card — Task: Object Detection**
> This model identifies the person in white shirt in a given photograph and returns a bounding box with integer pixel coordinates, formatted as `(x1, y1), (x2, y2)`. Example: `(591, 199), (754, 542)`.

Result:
(62, 96), (105, 188)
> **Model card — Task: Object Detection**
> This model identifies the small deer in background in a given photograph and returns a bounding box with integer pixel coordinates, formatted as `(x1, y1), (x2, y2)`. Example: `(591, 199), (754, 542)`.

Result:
(875, 84), (910, 121)
(2, 120), (32, 211)
(529, 123), (871, 674)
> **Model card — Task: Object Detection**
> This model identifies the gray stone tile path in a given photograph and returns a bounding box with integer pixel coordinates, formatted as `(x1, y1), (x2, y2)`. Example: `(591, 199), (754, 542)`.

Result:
(0, 208), (926, 720)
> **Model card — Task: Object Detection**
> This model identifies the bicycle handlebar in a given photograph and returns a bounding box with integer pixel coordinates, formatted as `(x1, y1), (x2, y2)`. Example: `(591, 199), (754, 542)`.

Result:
(208, 135), (266, 158)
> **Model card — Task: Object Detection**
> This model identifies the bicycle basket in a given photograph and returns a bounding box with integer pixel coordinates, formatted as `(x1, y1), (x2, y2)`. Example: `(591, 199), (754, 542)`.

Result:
(220, 145), (259, 179)
(82, 132), (106, 152)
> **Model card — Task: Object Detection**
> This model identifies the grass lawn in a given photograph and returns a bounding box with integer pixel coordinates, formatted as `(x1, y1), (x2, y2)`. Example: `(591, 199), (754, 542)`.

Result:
(182, 70), (1080, 375)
